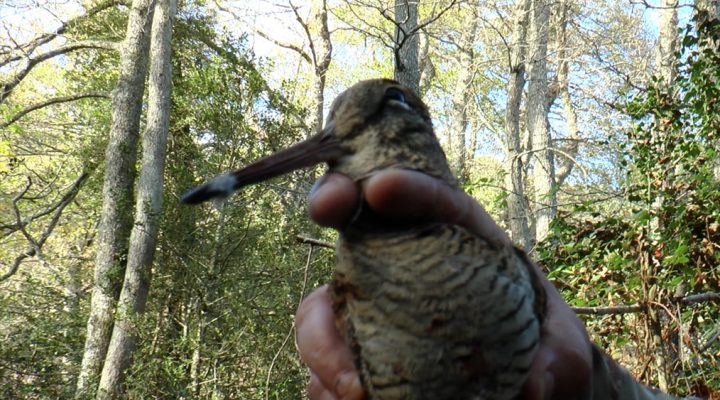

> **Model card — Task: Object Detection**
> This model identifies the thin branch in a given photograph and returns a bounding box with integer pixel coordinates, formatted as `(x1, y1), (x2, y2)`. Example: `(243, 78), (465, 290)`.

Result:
(13, 179), (41, 252)
(1, 173), (85, 238)
(266, 245), (315, 400)
(573, 304), (644, 315)
(572, 292), (720, 315)
(193, 31), (298, 115)
(412, 0), (462, 37)
(698, 330), (720, 353)
(0, 172), (89, 282)
(0, 92), (109, 128)
(681, 292), (720, 305)
(514, 145), (589, 181)
(0, 0), (124, 67)
(1, 41), (118, 103)
(288, 0), (317, 66)
(296, 234), (334, 249)
(254, 29), (311, 63)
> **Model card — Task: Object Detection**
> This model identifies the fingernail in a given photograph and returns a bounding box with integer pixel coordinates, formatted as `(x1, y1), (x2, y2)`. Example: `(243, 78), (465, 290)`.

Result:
(335, 371), (361, 400)
(541, 371), (554, 400)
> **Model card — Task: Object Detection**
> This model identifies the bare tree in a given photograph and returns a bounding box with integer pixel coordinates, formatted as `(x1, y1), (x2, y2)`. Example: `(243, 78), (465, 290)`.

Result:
(95, 0), (176, 397)
(308, 0), (333, 134)
(0, 173), (89, 282)
(394, 0), (420, 92)
(447, 3), (479, 183)
(550, 0), (580, 187)
(695, 0), (720, 181)
(0, 0), (121, 103)
(334, 0), (459, 94)
(656, 0), (679, 90)
(76, 0), (157, 396)
(644, 0), (679, 391)
(503, 0), (532, 250)
(526, 0), (555, 243)
(417, 28), (436, 95)
(253, 0), (332, 135)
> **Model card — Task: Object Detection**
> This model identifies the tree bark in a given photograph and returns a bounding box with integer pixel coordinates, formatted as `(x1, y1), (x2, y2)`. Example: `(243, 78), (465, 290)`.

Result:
(417, 29), (435, 96)
(504, 0), (532, 250)
(448, 5), (479, 183)
(695, 0), (720, 181)
(306, 0), (333, 136)
(527, 0), (555, 244)
(393, 0), (420, 94)
(95, 0), (175, 397)
(656, 0), (679, 90)
(190, 203), (227, 398)
(76, 0), (156, 396)
(646, 0), (679, 391)
(552, 0), (579, 187)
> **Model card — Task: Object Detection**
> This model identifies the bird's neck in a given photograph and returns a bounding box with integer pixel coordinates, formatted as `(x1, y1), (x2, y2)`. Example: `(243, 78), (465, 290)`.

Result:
(342, 201), (439, 239)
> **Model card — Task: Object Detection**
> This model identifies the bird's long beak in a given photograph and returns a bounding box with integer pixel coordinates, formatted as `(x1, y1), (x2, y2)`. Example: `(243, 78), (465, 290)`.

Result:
(181, 128), (343, 205)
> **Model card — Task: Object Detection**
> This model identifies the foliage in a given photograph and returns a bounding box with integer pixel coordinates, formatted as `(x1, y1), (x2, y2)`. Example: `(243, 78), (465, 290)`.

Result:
(536, 12), (720, 394)
(1, 0), (719, 398)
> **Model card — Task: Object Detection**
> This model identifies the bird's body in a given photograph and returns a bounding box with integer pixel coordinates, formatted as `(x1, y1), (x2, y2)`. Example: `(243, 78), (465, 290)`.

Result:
(182, 79), (545, 400)
(334, 224), (540, 400)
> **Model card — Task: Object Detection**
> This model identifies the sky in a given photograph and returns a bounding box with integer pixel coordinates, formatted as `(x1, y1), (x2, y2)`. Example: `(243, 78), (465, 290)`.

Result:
(1, 0), (702, 171)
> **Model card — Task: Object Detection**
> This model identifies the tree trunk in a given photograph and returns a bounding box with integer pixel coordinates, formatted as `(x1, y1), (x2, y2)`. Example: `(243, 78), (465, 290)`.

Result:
(527, 0), (555, 244)
(552, 0), (579, 187)
(504, 0), (532, 250)
(695, 0), (720, 181)
(95, 0), (175, 397)
(646, 0), (679, 391)
(656, 0), (679, 90)
(190, 203), (227, 398)
(306, 0), (332, 136)
(75, 0), (156, 396)
(393, 0), (420, 94)
(448, 6), (478, 183)
(417, 29), (435, 96)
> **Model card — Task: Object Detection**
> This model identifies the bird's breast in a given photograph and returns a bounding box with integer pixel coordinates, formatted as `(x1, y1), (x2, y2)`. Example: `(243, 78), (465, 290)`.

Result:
(330, 224), (540, 400)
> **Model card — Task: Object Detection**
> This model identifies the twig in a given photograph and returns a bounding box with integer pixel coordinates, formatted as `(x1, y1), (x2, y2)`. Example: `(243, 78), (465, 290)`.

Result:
(572, 292), (720, 315)
(254, 29), (311, 63)
(265, 244), (315, 400)
(698, 330), (720, 353)
(0, 92), (109, 128)
(1, 41), (118, 102)
(0, 0), (124, 67)
(0, 172), (89, 282)
(296, 234), (334, 249)
(573, 304), (644, 315)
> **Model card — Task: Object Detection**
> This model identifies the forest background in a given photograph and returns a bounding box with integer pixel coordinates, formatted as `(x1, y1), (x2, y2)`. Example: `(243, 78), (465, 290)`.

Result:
(1, 0), (719, 398)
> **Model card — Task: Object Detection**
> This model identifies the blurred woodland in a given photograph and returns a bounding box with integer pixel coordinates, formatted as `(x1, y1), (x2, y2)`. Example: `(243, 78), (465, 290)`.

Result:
(0, 0), (719, 398)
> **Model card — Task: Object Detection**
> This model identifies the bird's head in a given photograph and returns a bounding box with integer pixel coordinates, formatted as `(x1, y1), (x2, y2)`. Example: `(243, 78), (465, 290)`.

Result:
(182, 79), (455, 205)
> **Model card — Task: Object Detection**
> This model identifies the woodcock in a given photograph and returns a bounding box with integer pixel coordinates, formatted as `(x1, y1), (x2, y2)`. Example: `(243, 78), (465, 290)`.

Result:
(182, 79), (546, 400)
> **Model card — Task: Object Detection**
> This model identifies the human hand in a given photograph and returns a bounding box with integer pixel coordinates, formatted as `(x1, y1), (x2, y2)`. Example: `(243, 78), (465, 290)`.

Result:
(295, 170), (593, 400)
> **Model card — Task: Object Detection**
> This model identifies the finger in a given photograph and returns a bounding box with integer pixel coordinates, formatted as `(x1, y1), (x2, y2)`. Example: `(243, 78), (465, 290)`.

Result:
(307, 170), (511, 247)
(523, 265), (592, 400)
(308, 173), (360, 229)
(296, 286), (363, 400)
(363, 169), (511, 246)
(309, 372), (336, 400)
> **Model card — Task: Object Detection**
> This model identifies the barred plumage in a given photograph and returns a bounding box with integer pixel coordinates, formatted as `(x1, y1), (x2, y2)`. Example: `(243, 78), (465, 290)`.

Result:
(332, 223), (540, 400)
(181, 79), (545, 399)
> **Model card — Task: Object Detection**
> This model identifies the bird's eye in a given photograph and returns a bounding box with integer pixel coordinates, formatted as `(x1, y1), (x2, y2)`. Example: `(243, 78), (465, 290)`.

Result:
(384, 87), (407, 104)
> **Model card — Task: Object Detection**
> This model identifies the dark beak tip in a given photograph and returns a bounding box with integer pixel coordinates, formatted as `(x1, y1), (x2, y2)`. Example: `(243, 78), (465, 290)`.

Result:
(180, 186), (207, 205)
(180, 185), (219, 205)
(181, 173), (238, 205)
